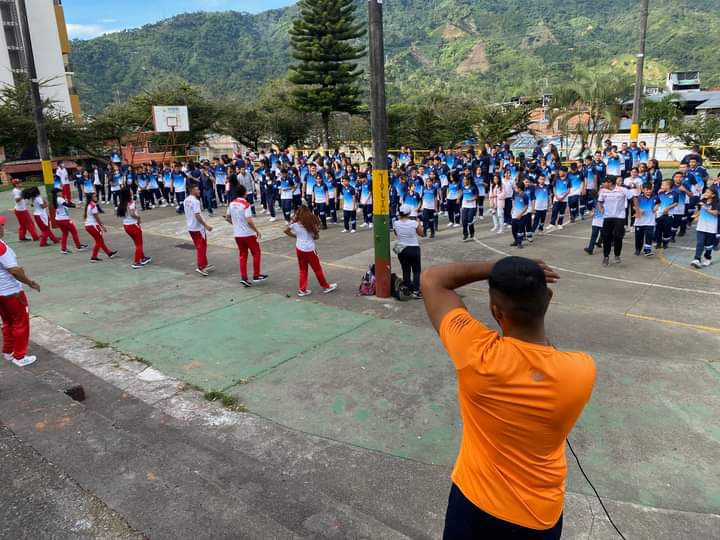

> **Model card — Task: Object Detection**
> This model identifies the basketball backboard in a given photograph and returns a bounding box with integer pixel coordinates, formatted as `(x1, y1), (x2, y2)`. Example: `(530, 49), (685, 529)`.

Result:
(152, 106), (190, 133)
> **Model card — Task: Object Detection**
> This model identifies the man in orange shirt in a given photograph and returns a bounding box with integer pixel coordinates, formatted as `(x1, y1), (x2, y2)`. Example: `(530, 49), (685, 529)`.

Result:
(421, 257), (596, 539)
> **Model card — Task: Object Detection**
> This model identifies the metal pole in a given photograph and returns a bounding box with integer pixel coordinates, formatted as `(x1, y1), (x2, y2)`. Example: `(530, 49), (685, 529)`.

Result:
(630, 0), (649, 142)
(16, 0), (55, 211)
(368, 0), (390, 298)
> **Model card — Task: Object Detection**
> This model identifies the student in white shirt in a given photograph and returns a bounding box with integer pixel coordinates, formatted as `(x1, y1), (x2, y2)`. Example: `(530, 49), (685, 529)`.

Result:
(392, 204), (424, 298)
(11, 179), (39, 242)
(184, 185), (214, 276)
(226, 185), (267, 287)
(117, 186), (152, 269)
(83, 193), (117, 263)
(597, 177), (633, 266)
(23, 187), (59, 247)
(0, 214), (40, 367)
(56, 161), (72, 202)
(51, 188), (88, 254)
(284, 205), (336, 297)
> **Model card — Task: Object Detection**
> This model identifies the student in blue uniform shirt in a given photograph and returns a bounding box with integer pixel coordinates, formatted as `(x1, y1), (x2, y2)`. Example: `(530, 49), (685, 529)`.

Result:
(420, 177), (439, 238)
(214, 160), (228, 206)
(358, 173), (373, 228)
(340, 176), (357, 233)
(638, 141), (650, 165)
(671, 170), (693, 239)
(690, 188), (720, 268)
(547, 167), (570, 230)
(605, 147), (624, 178)
(584, 205), (605, 255)
(311, 175), (329, 230)
(530, 174), (550, 237)
(654, 179), (678, 249)
(402, 182), (421, 219)
(648, 159), (663, 193)
(277, 169), (295, 223)
(147, 166), (164, 207)
(446, 174), (461, 228)
(390, 172), (403, 224)
(82, 169), (96, 207)
(459, 175), (479, 242)
(73, 168), (84, 204)
(510, 182), (530, 249)
(263, 169), (277, 221)
(472, 167), (487, 220)
(323, 172), (338, 224)
(567, 163), (585, 223)
(633, 183), (657, 257)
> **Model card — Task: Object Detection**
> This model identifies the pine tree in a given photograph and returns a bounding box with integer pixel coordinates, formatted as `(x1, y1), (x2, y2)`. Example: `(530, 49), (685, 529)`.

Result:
(288, 0), (366, 149)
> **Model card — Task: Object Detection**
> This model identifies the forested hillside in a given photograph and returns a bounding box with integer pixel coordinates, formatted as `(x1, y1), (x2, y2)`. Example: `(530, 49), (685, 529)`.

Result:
(71, 0), (720, 113)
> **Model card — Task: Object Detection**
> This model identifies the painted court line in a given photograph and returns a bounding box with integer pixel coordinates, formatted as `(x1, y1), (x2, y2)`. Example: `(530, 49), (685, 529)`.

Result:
(624, 313), (720, 334)
(474, 240), (720, 297)
(544, 232), (696, 251)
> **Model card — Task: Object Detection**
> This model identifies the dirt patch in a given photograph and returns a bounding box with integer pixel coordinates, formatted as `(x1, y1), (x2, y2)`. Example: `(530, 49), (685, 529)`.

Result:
(456, 41), (489, 74)
(521, 24), (559, 49)
(442, 24), (466, 39)
(411, 45), (433, 67)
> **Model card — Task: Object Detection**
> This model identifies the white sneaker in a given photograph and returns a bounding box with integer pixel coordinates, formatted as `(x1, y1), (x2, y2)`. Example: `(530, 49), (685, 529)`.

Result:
(701, 259), (712, 267)
(350, 229), (357, 234)
(13, 355), (36, 367)
(558, 224), (564, 230)
(546, 224), (555, 231)
(496, 228), (503, 234)
(490, 226), (497, 232)
(368, 223), (373, 229)
(323, 283), (338, 294)
(447, 222), (454, 228)
(3, 353), (13, 362)
(360, 222), (368, 228)
(269, 217), (277, 222)
(297, 289), (312, 297)
(690, 259), (702, 269)
(342, 229), (349, 233)
(453, 223), (460, 228)
(479, 215), (485, 221)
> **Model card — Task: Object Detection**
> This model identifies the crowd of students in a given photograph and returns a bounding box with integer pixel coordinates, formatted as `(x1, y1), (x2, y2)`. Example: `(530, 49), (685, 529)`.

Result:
(8, 141), (719, 292)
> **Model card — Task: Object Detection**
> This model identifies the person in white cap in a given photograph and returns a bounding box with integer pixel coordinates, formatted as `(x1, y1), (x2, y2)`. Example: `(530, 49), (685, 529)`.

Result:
(392, 204), (424, 299)
(0, 215), (40, 367)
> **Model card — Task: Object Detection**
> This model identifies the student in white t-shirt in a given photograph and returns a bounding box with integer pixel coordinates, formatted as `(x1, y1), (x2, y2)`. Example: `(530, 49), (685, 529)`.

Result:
(83, 193), (117, 263)
(51, 188), (88, 254)
(392, 204), (424, 298)
(117, 186), (151, 269)
(11, 179), (39, 242)
(21, 187), (59, 247)
(184, 185), (214, 276)
(0, 214), (40, 366)
(284, 205), (336, 297)
(56, 161), (71, 202)
(226, 185), (267, 288)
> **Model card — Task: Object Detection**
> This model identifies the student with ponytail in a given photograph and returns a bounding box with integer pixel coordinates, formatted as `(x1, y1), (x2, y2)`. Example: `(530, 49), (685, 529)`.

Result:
(23, 187), (58, 247)
(117, 186), (152, 269)
(52, 188), (88, 255)
(83, 192), (117, 263)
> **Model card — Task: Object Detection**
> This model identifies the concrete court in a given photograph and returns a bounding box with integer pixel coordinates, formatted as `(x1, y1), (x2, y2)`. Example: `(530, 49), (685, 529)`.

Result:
(1, 188), (719, 538)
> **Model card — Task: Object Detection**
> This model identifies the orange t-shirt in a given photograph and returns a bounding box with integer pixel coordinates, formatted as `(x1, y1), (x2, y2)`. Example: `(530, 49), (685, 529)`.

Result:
(439, 308), (596, 530)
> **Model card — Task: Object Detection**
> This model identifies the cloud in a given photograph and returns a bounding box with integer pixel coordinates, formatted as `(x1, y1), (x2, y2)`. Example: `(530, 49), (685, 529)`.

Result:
(66, 23), (119, 39)
(99, 18), (118, 23)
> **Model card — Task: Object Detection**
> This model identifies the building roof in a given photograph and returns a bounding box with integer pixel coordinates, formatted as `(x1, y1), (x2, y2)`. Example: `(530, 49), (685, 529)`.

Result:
(642, 90), (720, 104)
(695, 96), (720, 110)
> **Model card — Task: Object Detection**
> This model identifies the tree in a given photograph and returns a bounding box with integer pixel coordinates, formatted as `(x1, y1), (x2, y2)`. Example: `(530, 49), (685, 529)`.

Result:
(668, 115), (720, 161)
(0, 75), (89, 160)
(288, 0), (366, 149)
(473, 105), (532, 145)
(223, 101), (268, 150)
(640, 94), (681, 158)
(551, 72), (632, 157)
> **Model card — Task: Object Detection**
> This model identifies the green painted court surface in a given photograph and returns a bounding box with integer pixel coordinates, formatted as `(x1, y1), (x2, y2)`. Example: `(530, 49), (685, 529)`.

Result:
(4, 191), (719, 518)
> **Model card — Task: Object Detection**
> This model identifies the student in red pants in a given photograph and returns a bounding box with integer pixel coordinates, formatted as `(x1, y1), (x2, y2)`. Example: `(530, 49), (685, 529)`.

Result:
(51, 188), (88, 254)
(23, 187), (59, 247)
(117, 186), (151, 269)
(83, 193), (117, 262)
(0, 215), (41, 367)
(226, 185), (268, 287)
(184, 185), (214, 276)
(284, 205), (337, 297)
(11, 179), (39, 242)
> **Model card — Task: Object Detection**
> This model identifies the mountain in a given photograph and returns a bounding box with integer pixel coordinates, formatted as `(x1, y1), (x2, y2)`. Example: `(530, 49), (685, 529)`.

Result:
(71, 0), (720, 114)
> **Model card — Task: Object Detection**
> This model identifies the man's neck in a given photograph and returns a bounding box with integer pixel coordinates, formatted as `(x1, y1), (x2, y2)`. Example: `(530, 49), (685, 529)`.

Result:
(503, 325), (549, 346)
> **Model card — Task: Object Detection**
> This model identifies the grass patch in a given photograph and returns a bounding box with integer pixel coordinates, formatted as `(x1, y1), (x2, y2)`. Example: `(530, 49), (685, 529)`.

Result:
(203, 390), (247, 412)
(92, 340), (110, 349)
(130, 355), (151, 366)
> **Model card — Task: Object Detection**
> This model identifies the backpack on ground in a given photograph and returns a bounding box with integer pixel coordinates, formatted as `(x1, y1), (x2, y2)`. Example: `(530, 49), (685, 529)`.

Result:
(358, 264), (376, 296)
(391, 273), (413, 301)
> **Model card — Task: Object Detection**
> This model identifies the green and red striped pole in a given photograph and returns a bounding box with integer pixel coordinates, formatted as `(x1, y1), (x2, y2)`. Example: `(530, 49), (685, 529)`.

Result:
(368, 0), (390, 298)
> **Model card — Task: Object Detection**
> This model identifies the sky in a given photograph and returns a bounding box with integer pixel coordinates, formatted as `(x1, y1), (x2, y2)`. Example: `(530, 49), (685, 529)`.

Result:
(63, 0), (296, 39)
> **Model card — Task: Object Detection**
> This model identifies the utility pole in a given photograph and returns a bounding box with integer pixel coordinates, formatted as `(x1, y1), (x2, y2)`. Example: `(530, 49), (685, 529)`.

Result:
(16, 0), (55, 209)
(368, 0), (390, 298)
(630, 0), (650, 143)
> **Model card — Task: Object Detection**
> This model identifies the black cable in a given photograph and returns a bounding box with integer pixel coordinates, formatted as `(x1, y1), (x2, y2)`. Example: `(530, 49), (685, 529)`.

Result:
(566, 439), (627, 540)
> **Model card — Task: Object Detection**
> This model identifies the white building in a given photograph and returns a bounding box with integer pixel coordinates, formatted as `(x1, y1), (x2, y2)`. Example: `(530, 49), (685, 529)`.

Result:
(0, 0), (80, 118)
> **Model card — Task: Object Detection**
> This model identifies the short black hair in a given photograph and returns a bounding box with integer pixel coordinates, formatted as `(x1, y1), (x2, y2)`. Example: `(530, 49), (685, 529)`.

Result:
(237, 184), (247, 197)
(489, 257), (550, 324)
